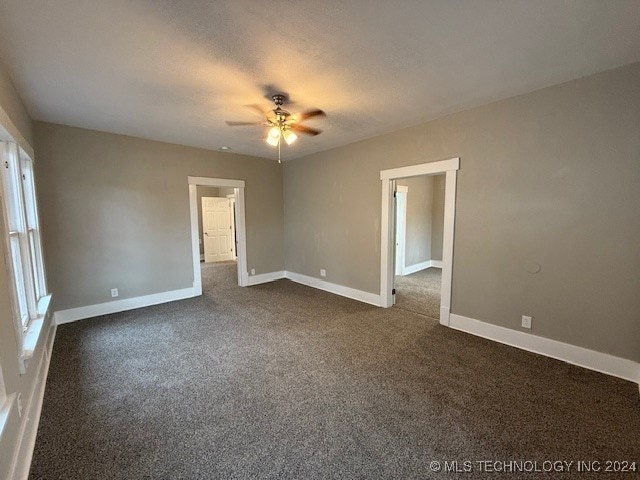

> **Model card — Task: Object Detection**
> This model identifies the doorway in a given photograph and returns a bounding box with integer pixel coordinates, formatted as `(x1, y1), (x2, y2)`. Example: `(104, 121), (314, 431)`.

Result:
(379, 158), (459, 326)
(188, 176), (249, 296)
(392, 175), (445, 319)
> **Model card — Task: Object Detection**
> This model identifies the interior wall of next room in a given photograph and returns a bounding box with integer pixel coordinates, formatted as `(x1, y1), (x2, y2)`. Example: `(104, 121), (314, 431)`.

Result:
(396, 175), (445, 269)
(431, 175), (445, 260)
(396, 176), (433, 267)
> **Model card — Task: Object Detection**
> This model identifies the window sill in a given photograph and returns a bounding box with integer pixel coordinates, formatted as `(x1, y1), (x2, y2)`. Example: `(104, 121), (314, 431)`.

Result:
(19, 294), (52, 374)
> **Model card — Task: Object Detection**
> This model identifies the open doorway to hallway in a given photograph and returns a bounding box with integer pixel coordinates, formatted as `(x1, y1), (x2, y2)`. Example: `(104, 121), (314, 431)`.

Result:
(188, 176), (249, 296)
(393, 174), (445, 319)
(198, 186), (237, 264)
(197, 185), (238, 292)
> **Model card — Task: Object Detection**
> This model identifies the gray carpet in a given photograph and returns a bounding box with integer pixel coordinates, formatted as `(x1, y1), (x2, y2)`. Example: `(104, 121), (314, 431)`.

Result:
(395, 267), (441, 319)
(30, 263), (640, 479)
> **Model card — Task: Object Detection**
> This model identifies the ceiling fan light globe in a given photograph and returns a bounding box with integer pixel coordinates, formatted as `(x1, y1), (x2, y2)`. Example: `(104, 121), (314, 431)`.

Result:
(283, 130), (298, 145)
(268, 126), (281, 139)
(266, 126), (281, 146)
(266, 135), (279, 146)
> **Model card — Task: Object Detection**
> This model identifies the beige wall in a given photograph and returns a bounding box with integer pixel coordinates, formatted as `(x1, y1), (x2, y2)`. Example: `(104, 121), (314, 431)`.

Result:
(284, 62), (640, 362)
(35, 122), (284, 311)
(397, 176), (433, 267)
(0, 59), (33, 150)
(396, 174), (445, 266)
(396, 174), (445, 267)
(431, 175), (445, 261)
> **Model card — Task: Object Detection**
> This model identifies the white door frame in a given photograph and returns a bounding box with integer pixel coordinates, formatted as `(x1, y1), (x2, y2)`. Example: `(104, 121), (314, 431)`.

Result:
(380, 158), (459, 325)
(188, 176), (249, 294)
(226, 194), (237, 260)
(394, 185), (408, 276)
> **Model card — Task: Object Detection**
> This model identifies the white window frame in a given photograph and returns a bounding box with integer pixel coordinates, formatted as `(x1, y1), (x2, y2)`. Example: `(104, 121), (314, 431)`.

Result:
(0, 365), (5, 401)
(20, 151), (47, 303)
(0, 364), (8, 436)
(0, 141), (50, 371)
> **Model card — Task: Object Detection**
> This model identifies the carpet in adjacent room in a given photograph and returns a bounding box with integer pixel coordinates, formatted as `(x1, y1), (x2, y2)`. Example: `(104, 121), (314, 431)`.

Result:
(394, 267), (441, 319)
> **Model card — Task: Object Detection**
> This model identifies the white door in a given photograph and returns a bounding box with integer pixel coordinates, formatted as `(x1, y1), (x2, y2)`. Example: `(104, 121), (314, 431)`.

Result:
(202, 197), (234, 262)
(394, 188), (407, 276)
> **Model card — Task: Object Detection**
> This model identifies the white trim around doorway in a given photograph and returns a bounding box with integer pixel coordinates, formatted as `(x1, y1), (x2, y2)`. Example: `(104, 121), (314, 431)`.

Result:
(379, 158), (459, 326)
(188, 176), (249, 292)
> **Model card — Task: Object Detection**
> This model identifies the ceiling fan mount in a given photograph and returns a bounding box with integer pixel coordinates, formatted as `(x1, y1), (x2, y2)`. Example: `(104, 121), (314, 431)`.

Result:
(271, 94), (286, 107)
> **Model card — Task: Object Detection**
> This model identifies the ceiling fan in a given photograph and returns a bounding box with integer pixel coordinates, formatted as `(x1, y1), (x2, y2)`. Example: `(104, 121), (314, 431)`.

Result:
(226, 94), (326, 163)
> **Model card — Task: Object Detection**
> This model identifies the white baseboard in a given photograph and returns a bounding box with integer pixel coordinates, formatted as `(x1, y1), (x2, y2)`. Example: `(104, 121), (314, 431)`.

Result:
(8, 323), (56, 480)
(401, 260), (442, 275)
(246, 270), (286, 286)
(285, 271), (381, 307)
(448, 313), (640, 384)
(402, 261), (431, 275)
(242, 269), (382, 307)
(439, 306), (450, 325)
(54, 286), (198, 325)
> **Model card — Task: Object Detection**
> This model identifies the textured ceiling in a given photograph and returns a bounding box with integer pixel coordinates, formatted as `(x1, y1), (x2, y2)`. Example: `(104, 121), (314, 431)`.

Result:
(0, 1), (639, 161)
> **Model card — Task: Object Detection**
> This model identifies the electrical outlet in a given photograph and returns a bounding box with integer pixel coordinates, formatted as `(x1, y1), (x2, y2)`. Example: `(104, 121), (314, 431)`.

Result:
(17, 393), (23, 417)
(320, 269), (326, 277)
(250, 268), (256, 275)
(521, 315), (532, 329)
(111, 288), (119, 298)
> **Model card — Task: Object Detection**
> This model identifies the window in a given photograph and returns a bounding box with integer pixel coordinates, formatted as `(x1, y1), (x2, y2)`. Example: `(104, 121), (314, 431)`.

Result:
(0, 141), (47, 336)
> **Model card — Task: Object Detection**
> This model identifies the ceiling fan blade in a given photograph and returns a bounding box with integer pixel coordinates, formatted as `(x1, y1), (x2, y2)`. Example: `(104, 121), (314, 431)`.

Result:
(290, 124), (323, 136)
(244, 104), (270, 116)
(295, 109), (326, 121)
(225, 121), (264, 126)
